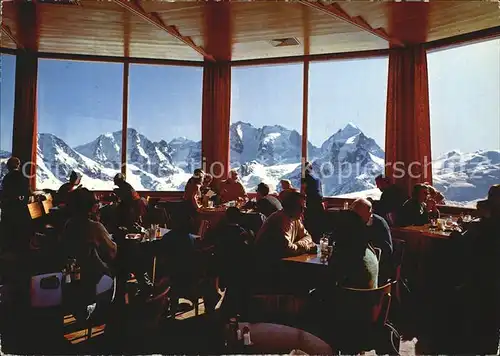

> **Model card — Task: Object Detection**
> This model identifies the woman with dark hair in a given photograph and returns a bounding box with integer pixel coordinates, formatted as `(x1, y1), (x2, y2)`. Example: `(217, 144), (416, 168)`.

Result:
(63, 188), (117, 315)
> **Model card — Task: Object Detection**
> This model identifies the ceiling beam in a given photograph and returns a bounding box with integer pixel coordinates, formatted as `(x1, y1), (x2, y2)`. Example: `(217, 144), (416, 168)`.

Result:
(1, 24), (24, 49)
(298, 1), (404, 48)
(112, 0), (215, 61)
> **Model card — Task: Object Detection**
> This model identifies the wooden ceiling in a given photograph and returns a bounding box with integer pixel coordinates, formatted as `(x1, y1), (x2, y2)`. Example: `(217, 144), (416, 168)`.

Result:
(1, 0), (500, 62)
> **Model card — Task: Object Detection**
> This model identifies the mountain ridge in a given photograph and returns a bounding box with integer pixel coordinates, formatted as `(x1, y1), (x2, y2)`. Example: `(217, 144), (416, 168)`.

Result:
(1, 122), (498, 207)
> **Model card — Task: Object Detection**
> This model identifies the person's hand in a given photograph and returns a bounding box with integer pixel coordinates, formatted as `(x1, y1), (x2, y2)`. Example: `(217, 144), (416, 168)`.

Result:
(307, 243), (318, 254)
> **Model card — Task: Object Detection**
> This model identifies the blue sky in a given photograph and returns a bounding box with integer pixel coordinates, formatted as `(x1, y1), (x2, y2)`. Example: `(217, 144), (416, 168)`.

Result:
(1, 39), (499, 157)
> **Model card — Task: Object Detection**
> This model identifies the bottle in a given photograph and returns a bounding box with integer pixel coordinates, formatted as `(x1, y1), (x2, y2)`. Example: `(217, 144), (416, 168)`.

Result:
(320, 234), (329, 255)
(74, 263), (81, 281)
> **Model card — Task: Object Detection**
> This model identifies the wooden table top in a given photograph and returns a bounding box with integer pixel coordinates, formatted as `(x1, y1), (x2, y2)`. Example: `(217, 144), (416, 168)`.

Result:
(391, 224), (454, 239)
(282, 252), (329, 266)
(237, 322), (333, 355)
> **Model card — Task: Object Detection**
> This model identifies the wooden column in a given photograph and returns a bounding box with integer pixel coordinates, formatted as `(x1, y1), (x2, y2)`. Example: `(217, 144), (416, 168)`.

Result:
(121, 62), (129, 175)
(301, 59), (310, 192)
(201, 63), (231, 180)
(12, 1), (39, 189)
(201, 1), (232, 180)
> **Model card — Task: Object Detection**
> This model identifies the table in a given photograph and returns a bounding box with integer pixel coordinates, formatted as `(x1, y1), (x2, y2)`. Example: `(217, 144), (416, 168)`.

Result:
(391, 223), (458, 297)
(282, 252), (328, 266)
(235, 322), (333, 355)
(391, 224), (453, 239)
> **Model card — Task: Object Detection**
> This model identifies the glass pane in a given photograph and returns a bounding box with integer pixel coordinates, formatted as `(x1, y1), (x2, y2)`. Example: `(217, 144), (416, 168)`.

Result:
(230, 64), (304, 192)
(128, 64), (202, 191)
(308, 58), (388, 198)
(0, 54), (16, 181)
(37, 59), (123, 190)
(428, 39), (500, 207)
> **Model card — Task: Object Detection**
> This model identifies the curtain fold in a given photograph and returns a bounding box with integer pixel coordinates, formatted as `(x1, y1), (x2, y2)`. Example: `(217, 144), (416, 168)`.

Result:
(12, 51), (38, 190)
(385, 45), (432, 196)
(201, 62), (231, 180)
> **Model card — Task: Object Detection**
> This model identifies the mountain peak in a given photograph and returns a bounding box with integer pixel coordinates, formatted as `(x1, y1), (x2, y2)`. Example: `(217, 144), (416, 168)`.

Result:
(344, 122), (359, 130)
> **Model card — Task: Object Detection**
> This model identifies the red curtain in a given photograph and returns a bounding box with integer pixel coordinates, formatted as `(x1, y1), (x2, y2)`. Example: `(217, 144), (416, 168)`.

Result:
(385, 45), (432, 196)
(12, 51), (38, 190)
(201, 62), (231, 180)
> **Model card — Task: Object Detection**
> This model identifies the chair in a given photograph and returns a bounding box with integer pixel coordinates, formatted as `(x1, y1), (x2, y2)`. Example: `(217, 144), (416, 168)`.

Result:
(198, 220), (210, 240)
(65, 273), (116, 341)
(331, 281), (400, 355)
(392, 239), (406, 302)
(31, 273), (63, 308)
(144, 205), (169, 228)
(42, 199), (54, 215)
(28, 202), (44, 220)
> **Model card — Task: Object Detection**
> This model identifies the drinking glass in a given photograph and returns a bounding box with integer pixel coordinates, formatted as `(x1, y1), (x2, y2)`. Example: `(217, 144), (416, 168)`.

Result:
(430, 218), (437, 229)
(445, 216), (453, 229)
(343, 201), (349, 210)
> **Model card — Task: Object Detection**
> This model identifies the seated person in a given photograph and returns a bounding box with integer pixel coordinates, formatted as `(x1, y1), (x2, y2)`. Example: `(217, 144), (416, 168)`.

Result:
(424, 183), (445, 205)
(214, 207), (254, 317)
(186, 168), (204, 188)
(113, 173), (144, 226)
(159, 212), (219, 314)
(63, 188), (117, 313)
(220, 170), (247, 204)
(183, 173), (202, 212)
(372, 175), (408, 225)
(245, 182), (282, 217)
(278, 179), (297, 202)
(201, 174), (218, 206)
(256, 191), (316, 260)
(329, 211), (379, 289)
(57, 171), (82, 205)
(398, 184), (430, 227)
(350, 198), (393, 283)
(455, 185), (500, 354)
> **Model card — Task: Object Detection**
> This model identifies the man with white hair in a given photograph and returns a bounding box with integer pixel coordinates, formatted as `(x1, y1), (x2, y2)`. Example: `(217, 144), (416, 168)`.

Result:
(350, 198), (393, 283)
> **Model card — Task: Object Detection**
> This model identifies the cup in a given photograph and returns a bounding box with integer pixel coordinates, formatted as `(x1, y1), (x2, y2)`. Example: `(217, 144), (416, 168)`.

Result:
(208, 201), (214, 208)
(437, 219), (445, 231)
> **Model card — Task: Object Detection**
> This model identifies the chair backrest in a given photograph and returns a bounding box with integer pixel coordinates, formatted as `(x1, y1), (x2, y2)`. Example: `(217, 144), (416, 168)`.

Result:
(28, 202), (44, 220)
(42, 199), (54, 215)
(392, 238), (406, 280)
(198, 220), (210, 240)
(30, 273), (63, 308)
(146, 206), (168, 227)
(336, 281), (394, 327)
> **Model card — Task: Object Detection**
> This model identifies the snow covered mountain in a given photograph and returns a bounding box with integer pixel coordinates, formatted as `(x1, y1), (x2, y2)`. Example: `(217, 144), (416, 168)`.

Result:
(230, 121), (320, 166)
(281, 123), (385, 196)
(1, 122), (497, 208)
(432, 150), (500, 206)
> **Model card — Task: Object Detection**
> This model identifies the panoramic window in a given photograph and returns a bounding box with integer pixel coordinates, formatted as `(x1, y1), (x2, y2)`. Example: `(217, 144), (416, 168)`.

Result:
(230, 64), (304, 193)
(308, 58), (389, 199)
(0, 54), (16, 181)
(428, 39), (500, 207)
(37, 59), (123, 190)
(128, 64), (202, 191)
